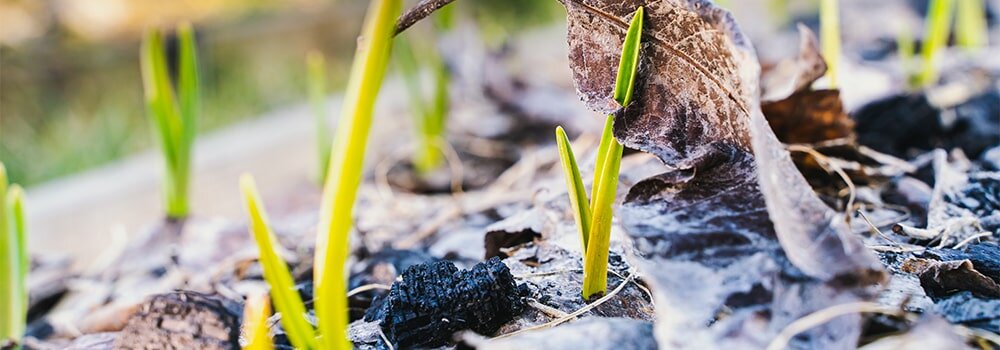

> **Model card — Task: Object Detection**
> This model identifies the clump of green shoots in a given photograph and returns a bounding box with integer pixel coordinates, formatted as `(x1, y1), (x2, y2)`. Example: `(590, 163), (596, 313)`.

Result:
(307, 51), (333, 184)
(820, 0), (841, 87)
(242, 291), (276, 350)
(0, 162), (29, 347)
(955, 0), (988, 50)
(396, 3), (455, 174)
(918, 0), (956, 87)
(140, 23), (201, 220)
(314, 0), (401, 347)
(556, 7), (643, 301)
(238, 0), (400, 347)
(240, 175), (317, 349)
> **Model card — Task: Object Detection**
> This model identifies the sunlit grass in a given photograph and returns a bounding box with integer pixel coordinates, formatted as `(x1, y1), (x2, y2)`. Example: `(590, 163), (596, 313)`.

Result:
(314, 0), (402, 347)
(240, 175), (317, 349)
(820, 0), (841, 88)
(140, 23), (200, 219)
(956, 0), (988, 50)
(919, 0), (955, 87)
(395, 3), (455, 174)
(0, 162), (28, 347)
(242, 292), (277, 350)
(307, 51), (334, 184)
(556, 6), (642, 301)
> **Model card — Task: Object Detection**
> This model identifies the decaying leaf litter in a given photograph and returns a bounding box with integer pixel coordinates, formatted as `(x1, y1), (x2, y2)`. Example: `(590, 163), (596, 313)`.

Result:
(10, 0), (1000, 349)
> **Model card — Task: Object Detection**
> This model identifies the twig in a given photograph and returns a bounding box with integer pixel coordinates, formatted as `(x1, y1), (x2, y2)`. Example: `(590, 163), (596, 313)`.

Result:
(493, 271), (638, 339)
(766, 302), (907, 350)
(395, 0), (458, 35)
(528, 299), (570, 319)
(377, 326), (396, 350)
(953, 232), (992, 249)
(347, 283), (392, 297)
(787, 145), (856, 226)
(856, 209), (898, 244)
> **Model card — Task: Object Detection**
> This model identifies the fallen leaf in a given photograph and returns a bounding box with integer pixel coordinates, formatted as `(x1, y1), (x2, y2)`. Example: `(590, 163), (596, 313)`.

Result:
(560, 0), (884, 348)
(762, 89), (854, 144)
(759, 24), (827, 103)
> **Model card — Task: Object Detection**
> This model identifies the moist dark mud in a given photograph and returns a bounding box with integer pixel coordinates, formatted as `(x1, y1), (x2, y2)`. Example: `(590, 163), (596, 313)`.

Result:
(367, 257), (527, 348)
(853, 90), (1000, 159)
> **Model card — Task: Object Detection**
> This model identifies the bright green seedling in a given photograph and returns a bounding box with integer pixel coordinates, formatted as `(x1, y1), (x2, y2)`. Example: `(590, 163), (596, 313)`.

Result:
(556, 6), (642, 301)
(140, 23), (200, 219)
(919, 0), (955, 87)
(396, 4), (455, 174)
(307, 51), (334, 184)
(314, 0), (401, 348)
(955, 0), (988, 50)
(897, 23), (919, 89)
(242, 292), (276, 350)
(240, 175), (317, 350)
(0, 162), (28, 347)
(820, 0), (841, 88)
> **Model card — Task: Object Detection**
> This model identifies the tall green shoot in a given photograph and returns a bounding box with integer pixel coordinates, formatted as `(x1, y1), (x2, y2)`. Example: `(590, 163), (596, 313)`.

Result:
(919, 0), (955, 87)
(556, 7), (643, 301)
(396, 3), (455, 174)
(955, 0), (988, 50)
(314, 0), (401, 348)
(0, 162), (28, 346)
(240, 175), (317, 350)
(242, 292), (277, 350)
(307, 51), (333, 184)
(140, 23), (200, 219)
(820, 0), (841, 88)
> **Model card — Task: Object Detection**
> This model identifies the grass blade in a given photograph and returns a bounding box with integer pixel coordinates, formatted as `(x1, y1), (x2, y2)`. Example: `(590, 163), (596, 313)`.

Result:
(8, 186), (27, 312)
(590, 115), (614, 216)
(314, 0), (402, 348)
(612, 6), (644, 106)
(240, 175), (317, 350)
(307, 51), (333, 183)
(242, 292), (276, 350)
(920, 0), (956, 87)
(556, 127), (592, 252)
(582, 140), (623, 300)
(956, 0), (988, 50)
(0, 163), (13, 342)
(177, 22), (200, 154)
(820, 0), (841, 87)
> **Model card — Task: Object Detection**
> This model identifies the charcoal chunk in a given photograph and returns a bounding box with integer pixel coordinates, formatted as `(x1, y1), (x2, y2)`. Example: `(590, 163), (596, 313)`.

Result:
(372, 257), (527, 348)
(113, 291), (242, 350)
(934, 291), (1000, 333)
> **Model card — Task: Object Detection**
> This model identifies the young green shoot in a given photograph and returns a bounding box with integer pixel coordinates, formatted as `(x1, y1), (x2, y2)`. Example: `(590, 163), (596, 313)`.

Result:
(396, 4), (455, 174)
(955, 0), (988, 50)
(242, 292), (276, 350)
(556, 7), (643, 301)
(140, 23), (200, 219)
(307, 51), (333, 184)
(897, 22), (919, 89)
(314, 0), (401, 348)
(0, 162), (28, 346)
(240, 175), (317, 350)
(820, 0), (841, 88)
(919, 0), (956, 87)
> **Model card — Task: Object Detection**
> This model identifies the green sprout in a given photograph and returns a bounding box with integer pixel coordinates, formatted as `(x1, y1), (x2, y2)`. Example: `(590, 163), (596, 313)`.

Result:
(556, 6), (643, 301)
(919, 0), (956, 87)
(314, 0), (401, 347)
(897, 22), (919, 89)
(955, 0), (988, 50)
(242, 291), (277, 350)
(307, 51), (333, 184)
(396, 3), (455, 174)
(241, 175), (317, 350)
(140, 23), (201, 220)
(820, 0), (841, 87)
(0, 162), (28, 346)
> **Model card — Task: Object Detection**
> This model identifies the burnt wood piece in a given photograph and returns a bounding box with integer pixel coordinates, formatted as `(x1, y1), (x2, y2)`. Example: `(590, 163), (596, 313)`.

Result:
(113, 291), (242, 350)
(370, 257), (527, 348)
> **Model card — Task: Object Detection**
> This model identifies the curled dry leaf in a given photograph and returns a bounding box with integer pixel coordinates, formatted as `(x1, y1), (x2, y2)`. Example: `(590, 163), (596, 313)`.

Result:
(759, 24), (826, 103)
(759, 24), (853, 144)
(561, 0), (883, 348)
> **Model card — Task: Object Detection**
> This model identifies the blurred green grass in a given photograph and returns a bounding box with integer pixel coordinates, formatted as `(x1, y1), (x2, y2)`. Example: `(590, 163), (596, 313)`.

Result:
(0, 0), (561, 186)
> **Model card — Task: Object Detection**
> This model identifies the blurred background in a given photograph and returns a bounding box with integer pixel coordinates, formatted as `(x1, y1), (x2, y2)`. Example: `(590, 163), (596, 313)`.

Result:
(0, 0), (561, 187)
